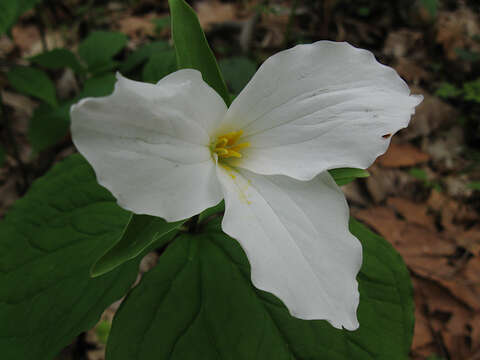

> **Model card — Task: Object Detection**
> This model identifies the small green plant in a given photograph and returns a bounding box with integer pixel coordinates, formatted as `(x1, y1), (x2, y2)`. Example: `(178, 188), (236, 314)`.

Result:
(409, 167), (442, 192)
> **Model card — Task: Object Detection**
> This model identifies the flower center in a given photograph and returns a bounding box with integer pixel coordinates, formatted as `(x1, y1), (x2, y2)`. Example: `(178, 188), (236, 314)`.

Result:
(211, 130), (250, 160)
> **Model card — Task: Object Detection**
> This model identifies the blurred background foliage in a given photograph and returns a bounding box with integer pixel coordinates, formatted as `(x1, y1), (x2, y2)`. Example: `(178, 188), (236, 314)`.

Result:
(0, 0), (480, 359)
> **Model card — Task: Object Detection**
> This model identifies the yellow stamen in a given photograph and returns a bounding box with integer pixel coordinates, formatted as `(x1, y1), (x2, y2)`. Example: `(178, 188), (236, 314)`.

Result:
(212, 130), (250, 160)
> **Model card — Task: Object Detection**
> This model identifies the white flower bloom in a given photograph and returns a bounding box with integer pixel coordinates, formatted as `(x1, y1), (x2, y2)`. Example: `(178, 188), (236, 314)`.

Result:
(71, 41), (422, 330)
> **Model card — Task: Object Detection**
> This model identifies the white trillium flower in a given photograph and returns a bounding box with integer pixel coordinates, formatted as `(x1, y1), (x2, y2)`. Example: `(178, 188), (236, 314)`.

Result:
(71, 41), (422, 330)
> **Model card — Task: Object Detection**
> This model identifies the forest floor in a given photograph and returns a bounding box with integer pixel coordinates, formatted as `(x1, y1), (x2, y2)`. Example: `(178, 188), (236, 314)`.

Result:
(1, 0), (480, 359)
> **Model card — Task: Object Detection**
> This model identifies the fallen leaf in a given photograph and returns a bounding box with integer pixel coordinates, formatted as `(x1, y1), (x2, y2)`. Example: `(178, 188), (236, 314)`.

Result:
(11, 25), (40, 54)
(387, 197), (436, 230)
(436, 7), (480, 61)
(378, 143), (430, 168)
(117, 15), (156, 40)
(383, 29), (423, 58)
(393, 57), (431, 85)
(196, 1), (238, 30)
(413, 306), (434, 350)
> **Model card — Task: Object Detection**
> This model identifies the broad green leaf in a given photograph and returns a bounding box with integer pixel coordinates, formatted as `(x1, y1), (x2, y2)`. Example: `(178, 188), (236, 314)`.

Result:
(28, 102), (72, 153)
(91, 214), (184, 277)
(169, 0), (230, 105)
(28, 73), (116, 153)
(0, 1), (19, 35)
(153, 16), (171, 33)
(219, 57), (257, 95)
(120, 41), (170, 74)
(0, 154), (140, 360)
(7, 66), (58, 107)
(18, 0), (43, 15)
(30, 48), (85, 73)
(198, 200), (225, 223)
(142, 50), (177, 83)
(78, 73), (117, 98)
(78, 31), (127, 70)
(329, 167), (370, 186)
(107, 218), (414, 360)
(0, 0), (42, 35)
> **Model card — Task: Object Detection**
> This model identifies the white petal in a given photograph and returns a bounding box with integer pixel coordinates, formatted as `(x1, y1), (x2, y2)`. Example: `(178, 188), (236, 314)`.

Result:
(71, 71), (226, 221)
(216, 165), (362, 329)
(219, 41), (422, 180)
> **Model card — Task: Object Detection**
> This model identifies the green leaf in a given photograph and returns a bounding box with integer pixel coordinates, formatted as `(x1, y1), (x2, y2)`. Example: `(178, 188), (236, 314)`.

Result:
(153, 16), (171, 33)
(0, 154), (140, 360)
(468, 181), (480, 191)
(78, 31), (127, 70)
(107, 218), (414, 360)
(120, 41), (170, 74)
(91, 214), (184, 278)
(96, 320), (112, 345)
(0, 1), (19, 35)
(219, 57), (257, 95)
(30, 48), (85, 73)
(78, 73), (117, 98)
(455, 48), (480, 62)
(198, 200), (225, 223)
(169, 0), (230, 105)
(420, 0), (438, 18)
(28, 102), (72, 153)
(409, 167), (428, 181)
(463, 79), (480, 103)
(7, 66), (58, 107)
(142, 50), (177, 83)
(329, 167), (370, 186)
(434, 82), (462, 99)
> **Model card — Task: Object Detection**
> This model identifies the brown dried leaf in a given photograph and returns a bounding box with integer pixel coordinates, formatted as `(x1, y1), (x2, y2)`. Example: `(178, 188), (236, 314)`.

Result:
(413, 307), (434, 349)
(383, 29), (423, 58)
(471, 313), (480, 350)
(196, 1), (238, 30)
(377, 143), (430, 168)
(393, 57), (431, 85)
(457, 227), (480, 255)
(117, 15), (156, 40)
(436, 7), (480, 61)
(11, 25), (40, 54)
(387, 197), (436, 230)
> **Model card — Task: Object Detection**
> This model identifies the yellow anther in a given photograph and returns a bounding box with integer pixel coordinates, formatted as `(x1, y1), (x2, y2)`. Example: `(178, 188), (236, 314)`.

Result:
(226, 150), (242, 158)
(211, 130), (250, 160)
(221, 130), (244, 146)
(230, 142), (251, 152)
(214, 148), (229, 156)
(216, 137), (228, 147)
